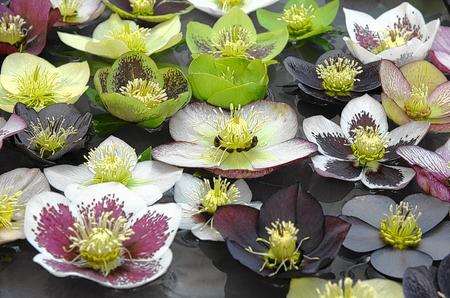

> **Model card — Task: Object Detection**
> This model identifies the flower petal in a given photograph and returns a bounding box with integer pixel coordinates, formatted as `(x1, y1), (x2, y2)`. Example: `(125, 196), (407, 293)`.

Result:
(185, 0), (223, 16)
(380, 60), (411, 107)
(417, 221), (450, 260)
(287, 278), (329, 298)
(437, 139), (450, 162)
(354, 61), (381, 92)
(414, 166), (450, 202)
(343, 37), (381, 64)
(0, 228), (25, 245)
(192, 224), (223, 242)
(342, 216), (386, 253)
(381, 93), (411, 126)
(397, 145), (449, 180)
(283, 56), (323, 90)
(342, 194), (396, 228)
(98, 136), (138, 167)
(225, 239), (271, 276)
(0, 114), (26, 144)
(173, 173), (203, 205)
(234, 179), (252, 204)
(403, 266), (438, 298)
(430, 50), (450, 74)
(0, 168), (49, 206)
(412, 19), (441, 64)
(132, 161), (182, 194)
(153, 142), (218, 168)
(428, 81), (450, 118)
(361, 165), (415, 190)
(241, 0), (279, 14)
(438, 254), (450, 297)
(43, 164), (93, 192)
(311, 155), (363, 181)
(343, 7), (376, 43)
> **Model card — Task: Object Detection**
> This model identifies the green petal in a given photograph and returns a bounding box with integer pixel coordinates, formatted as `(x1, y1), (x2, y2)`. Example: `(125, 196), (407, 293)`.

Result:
(381, 93), (411, 125)
(362, 279), (404, 298)
(251, 28), (289, 61)
(138, 115), (166, 129)
(256, 9), (285, 32)
(288, 278), (328, 298)
(189, 73), (235, 101)
(186, 22), (215, 56)
(145, 16), (182, 54)
(160, 66), (192, 117)
(94, 67), (110, 95)
(100, 92), (153, 122)
(212, 7), (257, 41)
(400, 61), (447, 91)
(313, 0), (339, 27)
(208, 82), (267, 108)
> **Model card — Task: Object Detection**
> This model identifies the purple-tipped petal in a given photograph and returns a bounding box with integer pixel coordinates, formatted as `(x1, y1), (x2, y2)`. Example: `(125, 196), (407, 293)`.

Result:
(379, 60), (411, 106)
(0, 114), (26, 146)
(414, 166), (450, 202)
(342, 194), (395, 228)
(283, 57), (323, 90)
(427, 81), (450, 118)
(342, 216), (386, 253)
(311, 155), (363, 181)
(397, 145), (449, 180)
(403, 193), (449, 233)
(430, 50), (450, 74)
(403, 266), (438, 298)
(432, 26), (450, 53)
(296, 190), (325, 254)
(438, 254), (450, 297)
(208, 167), (275, 179)
(418, 221), (450, 260)
(361, 165), (415, 190)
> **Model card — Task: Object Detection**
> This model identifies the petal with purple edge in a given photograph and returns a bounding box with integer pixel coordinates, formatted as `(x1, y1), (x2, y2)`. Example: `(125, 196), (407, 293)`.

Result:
(226, 240), (272, 276)
(0, 114), (26, 145)
(403, 266), (438, 298)
(342, 216), (386, 253)
(342, 194), (395, 228)
(436, 139), (450, 162)
(438, 253), (450, 297)
(397, 145), (449, 180)
(428, 81), (450, 118)
(283, 57), (323, 90)
(414, 166), (450, 202)
(361, 165), (415, 190)
(432, 26), (450, 53)
(430, 50), (450, 74)
(311, 155), (363, 181)
(192, 224), (223, 242)
(379, 60), (411, 107)
(417, 221), (450, 260)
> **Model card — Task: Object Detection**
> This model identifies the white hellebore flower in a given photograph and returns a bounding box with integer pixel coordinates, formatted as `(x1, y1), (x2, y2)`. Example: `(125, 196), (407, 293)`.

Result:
(50, 0), (105, 24)
(343, 2), (440, 66)
(44, 136), (183, 205)
(174, 173), (261, 241)
(187, 0), (280, 17)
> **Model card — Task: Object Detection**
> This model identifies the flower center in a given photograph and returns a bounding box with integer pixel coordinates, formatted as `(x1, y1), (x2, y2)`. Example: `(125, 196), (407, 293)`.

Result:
(119, 78), (168, 109)
(0, 14), (29, 45)
(129, 0), (156, 15)
(317, 278), (376, 298)
(85, 144), (135, 185)
(316, 57), (363, 97)
(58, 0), (81, 21)
(0, 192), (22, 230)
(350, 126), (388, 169)
(211, 25), (255, 58)
(379, 202), (422, 250)
(27, 118), (78, 158)
(106, 24), (151, 53)
(217, 0), (243, 10)
(68, 212), (133, 276)
(278, 4), (315, 36)
(404, 84), (431, 120)
(199, 177), (239, 214)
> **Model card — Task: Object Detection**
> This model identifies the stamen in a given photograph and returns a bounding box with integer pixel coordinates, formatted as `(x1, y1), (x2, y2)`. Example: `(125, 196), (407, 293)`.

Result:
(404, 84), (431, 120)
(198, 177), (239, 214)
(350, 126), (388, 169)
(317, 278), (376, 298)
(106, 24), (151, 53)
(316, 57), (363, 96)
(211, 25), (255, 58)
(119, 78), (168, 109)
(217, 0), (243, 10)
(278, 4), (315, 36)
(0, 191), (22, 230)
(0, 14), (30, 45)
(58, 0), (81, 21)
(129, 0), (156, 15)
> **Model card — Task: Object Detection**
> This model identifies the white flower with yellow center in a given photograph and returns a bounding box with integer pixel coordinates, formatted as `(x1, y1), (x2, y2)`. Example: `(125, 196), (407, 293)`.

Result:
(51, 0), (105, 24)
(44, 136), (183, 205)
(186, 0), (279, 16)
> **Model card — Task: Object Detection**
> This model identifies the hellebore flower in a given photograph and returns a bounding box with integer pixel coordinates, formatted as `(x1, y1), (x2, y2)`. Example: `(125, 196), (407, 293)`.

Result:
(403, 253), (450, 298)
(152, 101), (317, 179)
(303, 94), (429, 190)
(188, 54), (269, 108)
(284, 50), (380, 105)
(213, 185), (350, 277)
(288, 277), (403, 298)
(429, 26), (450, 74)
(0, 168), (49, 245)
(186, 0), (279, 17)
(13, 103), (92, 165)
(50, 0), (105, 24)
(104, 0), (193, 23)
(380, 60), (450, 133)
(397, 140), (450, 202)
(0, 0), (51, 55)
(24, 183), (181, 289)
(342, 193), (450, 278)
(0, 53), (90, 113)
(174, 173), (261, 241)
(94, 52), (191, 128)
(44, 135), (183, 205)
(343, 2), (440, 65)
(0, 113), (26, 149)
(257, 0), (339, 42)
(57, 13), (182, 59)
(186, 7), (289, 62)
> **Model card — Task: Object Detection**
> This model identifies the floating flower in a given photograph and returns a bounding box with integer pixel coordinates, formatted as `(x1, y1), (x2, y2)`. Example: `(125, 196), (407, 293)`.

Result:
(44, 135), (183, 205)
(24, 183), (181, 288)
(174, 173), (260, 241)
(188, 54), (268, 108)
(104, 0), (192, 23)
(284, 50), (380, 105)
(342, 193), (450, 278)
(152, 101), (317, 179)
(94, 52), (191, 129)
(0, 168), (49, 245)
(13, 103), (92, 165)
(186, 0), (278, 17)
(0, 0), (51, 55)
(288, 277), (403, 298)
(303, 94), (429, 190)
(0, 53), (90, 113)
(213, 184), (350, 277)
(257, 0), (339, 42)
(50, 0), (104, 24)
(397, 140), (450, 202)
(429, 26), (450, 74)
(0, 113), (26, 149)
(186, 7), (289, 62)
(343, 2), (440, 65)
(57, 13), (182, 59)
(380, 60), (450, 133)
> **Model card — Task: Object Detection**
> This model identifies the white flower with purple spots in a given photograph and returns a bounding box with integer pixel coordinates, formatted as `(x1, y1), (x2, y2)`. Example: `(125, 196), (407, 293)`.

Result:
(0, 114), (26, 149)
(186, 0), (279, 17)
(24, 183), (181, 289)
(303, 94), (430, 190)
(343, 2), (440, 65)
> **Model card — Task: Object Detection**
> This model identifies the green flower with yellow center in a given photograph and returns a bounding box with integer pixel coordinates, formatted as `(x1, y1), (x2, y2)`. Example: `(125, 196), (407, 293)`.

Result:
(318, 278), (376, 298)
(119, 78), (169, 109)
(105, 24), (151, 54)
(278, 4), (315, 36)
(350, 126), (388, 170)
(211, 25), (256, 59)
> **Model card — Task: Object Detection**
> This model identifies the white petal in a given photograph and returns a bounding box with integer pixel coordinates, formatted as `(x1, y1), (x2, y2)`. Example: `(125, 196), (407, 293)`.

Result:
(77, 0), (102, 21)
(44, 165), (93, 192)
(412, 19), (441, 63)
(0, 114), (26, 142)
(192, 223), (224, 241)
(186, 0), (224, 16)
(361, 165), (415, 190)
(127, 183), (163, 206)
(376, 2), (425, 32)
(173, 173), (204, 205)
(385, 121), (430, 159)
(146, 16), (182, 55)
(0, 168), (49, 204)
(242, 0), (280, 14)
(97, 136), (138, 168)
(343, 7), (376, 42)
(0, 227), (25, 245)
(177, 202), (199, 230)
(132, 161), (182, 193)
(234, 179), (252, 204)
(153, 142), (218, 168)
(378, 38), (423, 65)
(343, 37), (380, 64)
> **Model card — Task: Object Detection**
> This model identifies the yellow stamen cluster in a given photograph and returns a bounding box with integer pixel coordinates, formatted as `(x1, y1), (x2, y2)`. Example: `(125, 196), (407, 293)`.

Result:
(199, 177), (239, 214)
(106, 24), (151, 53)
(404, 84), (431, 120)
(119, 78), (168, 109)
(317, 278), (376, 298)
(217, 0), (243, 10)
(373, 28), (416, 54)
(211, 25), (255, 58)
(59, 0), (81, 21)
(28, 118), (78, 158)
(68, 211), (134, 276)
(279, 4), (315, 35)
(380, 202), (422, 250)
(0, 14), (29, 45)
(0, 191), (22, 230)
(350, 126), (388, 169)
(316, 57), (363, 96)
(129, 0), (156, 15)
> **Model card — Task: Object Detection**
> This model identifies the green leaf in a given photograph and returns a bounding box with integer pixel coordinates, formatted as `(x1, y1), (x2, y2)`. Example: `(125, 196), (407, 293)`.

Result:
(256, 9), (285, 32)
(138, 146), (152, 162)
(310, 36), (334, 51)
(93, 114), (128, 136)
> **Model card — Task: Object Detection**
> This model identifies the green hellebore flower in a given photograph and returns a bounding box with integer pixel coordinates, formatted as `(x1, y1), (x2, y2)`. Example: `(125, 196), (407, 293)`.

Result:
(94, 52), (191, 129)
(188, 54), (269, 108)
(257, 0), (339, 42)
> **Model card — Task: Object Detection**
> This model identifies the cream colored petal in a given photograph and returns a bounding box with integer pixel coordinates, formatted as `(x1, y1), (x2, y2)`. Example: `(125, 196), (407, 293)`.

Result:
(146, 16), (182, 55)
(0, 227), (25, 245)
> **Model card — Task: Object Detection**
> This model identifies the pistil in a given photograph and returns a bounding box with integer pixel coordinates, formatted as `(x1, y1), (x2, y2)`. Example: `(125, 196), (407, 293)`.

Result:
(211, 25), (255, 58)
(317, 278), (376, 298)
(0, 192), (22, 230)
(106, 24), (151, 53)
(119, 78), (168, 109)
(350, 126), (388, 169)
(0, 14), (29, 45)
(404, 84), (431, 120)
(199, 177), (239, 214)
(279, 4), (315, 36)
(129, 0), (156, 15)
(316, 57), (363, 96)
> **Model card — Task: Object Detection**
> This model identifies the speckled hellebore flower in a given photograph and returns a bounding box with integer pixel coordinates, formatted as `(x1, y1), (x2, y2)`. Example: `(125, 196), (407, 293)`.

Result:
(188, 54), (268, 108)
(186, 0), (279, 17)
(343, 2), (440, 65)
(257, 0), (339, 42)
(429, 26), (450, 74)
(104, 0), (193, 23)
(303, 94), (429, 190)
(284, 50), (380, 105)
(152, 100), (317, 179)
(44, 135), (183, 205)
(13, 103), (92, 165)
(287, 277), (403, 298)
(57, 13), (182, 59)
(0, 53), (90, 113)
(0, 113), (26, 149)
(50, 0), (104, 24)
(24, 183), (181, 289)
(186, 7), (289, 62)
(380, 60), (450, 133)
(174, 173), (261, 241)
(0, 0), (51, 55)
(342, 193), (450, 278)
(94, 52), (191, 129)
(213, 185), (350, 277)
(0, 168), (49, 245)
(397, 140), (450, 202)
